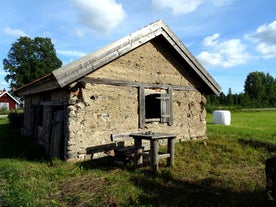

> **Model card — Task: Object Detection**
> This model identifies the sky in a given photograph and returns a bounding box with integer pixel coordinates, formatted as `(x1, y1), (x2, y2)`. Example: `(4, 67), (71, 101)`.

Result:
(1, 0), (276, 94)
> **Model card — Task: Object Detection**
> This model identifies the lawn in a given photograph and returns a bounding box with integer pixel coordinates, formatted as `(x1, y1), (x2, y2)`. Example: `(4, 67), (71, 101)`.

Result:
(206, 110), (276, 143)
(0, 111), (276, 206)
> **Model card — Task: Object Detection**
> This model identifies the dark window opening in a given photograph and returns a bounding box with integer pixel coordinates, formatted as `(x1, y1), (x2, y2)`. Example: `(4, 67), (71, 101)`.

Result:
(145, 94), (161, 119)
(139, 85), (173, 128)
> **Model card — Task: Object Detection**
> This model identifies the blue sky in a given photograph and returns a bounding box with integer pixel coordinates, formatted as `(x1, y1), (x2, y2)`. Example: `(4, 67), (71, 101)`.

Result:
(1, 0), (276, 94)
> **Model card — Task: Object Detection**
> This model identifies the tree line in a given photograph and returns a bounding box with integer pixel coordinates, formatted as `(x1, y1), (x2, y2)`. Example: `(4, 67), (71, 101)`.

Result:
(207, 71), (276, 109)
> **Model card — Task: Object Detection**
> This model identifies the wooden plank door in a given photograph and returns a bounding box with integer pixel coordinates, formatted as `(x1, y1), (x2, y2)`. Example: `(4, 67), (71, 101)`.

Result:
(49, 109), (64, 159)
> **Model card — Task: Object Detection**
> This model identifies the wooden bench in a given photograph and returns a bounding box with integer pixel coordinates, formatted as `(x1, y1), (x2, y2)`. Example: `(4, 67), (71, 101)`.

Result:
(111, 133), (150, 164)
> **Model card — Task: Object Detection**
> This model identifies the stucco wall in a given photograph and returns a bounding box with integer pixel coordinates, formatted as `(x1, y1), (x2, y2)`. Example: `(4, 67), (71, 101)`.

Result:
(91, 40), (195, 87)
(66, 40), (207, 161)
(66, 84), (138, 160)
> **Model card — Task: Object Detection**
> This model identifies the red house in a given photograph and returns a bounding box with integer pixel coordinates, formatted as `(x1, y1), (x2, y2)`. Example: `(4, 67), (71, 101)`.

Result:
(0, 89), (20, 110)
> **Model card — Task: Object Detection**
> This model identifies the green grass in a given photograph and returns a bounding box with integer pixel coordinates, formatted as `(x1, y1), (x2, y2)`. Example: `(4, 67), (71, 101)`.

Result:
(207, 110), (276, 143)
(0, 109), (10, 115)
(0, 112), (276, 206)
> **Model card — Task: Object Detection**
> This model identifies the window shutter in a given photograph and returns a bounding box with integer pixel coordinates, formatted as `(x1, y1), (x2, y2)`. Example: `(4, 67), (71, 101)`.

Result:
(139, 85), (145, 128)
(168, 86), (173, 125)
(160, 87), (173, 125)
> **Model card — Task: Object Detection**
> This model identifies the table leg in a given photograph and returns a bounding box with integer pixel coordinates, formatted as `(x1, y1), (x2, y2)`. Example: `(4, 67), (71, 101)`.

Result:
(134, 138), (143, 165)
(151, 139), (159, 171)
(167, 138), (176, 166)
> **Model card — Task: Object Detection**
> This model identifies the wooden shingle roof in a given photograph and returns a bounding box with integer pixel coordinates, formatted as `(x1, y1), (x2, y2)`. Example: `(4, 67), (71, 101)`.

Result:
(16, 20), (221, 96)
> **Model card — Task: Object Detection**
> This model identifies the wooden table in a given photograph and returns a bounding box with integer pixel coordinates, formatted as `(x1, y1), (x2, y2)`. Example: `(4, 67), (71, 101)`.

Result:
(129, 132), (176, 171)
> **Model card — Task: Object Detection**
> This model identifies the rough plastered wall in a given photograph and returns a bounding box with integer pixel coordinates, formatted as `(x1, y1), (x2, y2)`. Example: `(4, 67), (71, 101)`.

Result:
(66, 84), (138, 160)
(172, 90), (206, 140)
(66, 40), (207, 160)
(92, 40), (194, 87)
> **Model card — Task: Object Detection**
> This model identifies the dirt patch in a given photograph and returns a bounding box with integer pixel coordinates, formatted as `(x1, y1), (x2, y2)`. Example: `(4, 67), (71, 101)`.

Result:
(53, 174), (120, 207)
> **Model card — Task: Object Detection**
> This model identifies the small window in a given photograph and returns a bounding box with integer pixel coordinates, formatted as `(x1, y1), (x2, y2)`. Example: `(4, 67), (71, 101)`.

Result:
(145, 93), (161, 120)
(139, 85), (173, 128)
(0, 102), (9, 109)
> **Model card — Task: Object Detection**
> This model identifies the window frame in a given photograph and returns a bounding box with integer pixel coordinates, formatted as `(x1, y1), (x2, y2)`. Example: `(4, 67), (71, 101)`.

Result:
(139, 85), (173, 128)
(0, 102), (9, 109)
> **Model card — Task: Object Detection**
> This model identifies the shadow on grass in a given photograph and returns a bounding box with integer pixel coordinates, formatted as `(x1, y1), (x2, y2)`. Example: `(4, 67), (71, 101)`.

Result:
(128, 169), (272, 207)
(0, 121), (50, 162)
(78, 156), (119, 171)
(76, 157), (273, 207)
(0, 122), (25, 158)
(238, 139), (276, 152)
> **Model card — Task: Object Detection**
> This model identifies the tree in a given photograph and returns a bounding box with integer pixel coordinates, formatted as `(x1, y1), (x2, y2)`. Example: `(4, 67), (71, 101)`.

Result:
(238, 93), (251, 107)
(244, 71), (266, 107)
(244, 71), (276, 107)
(219, 92), (226, 105)
(265, 73), (276, 107)
(3, 36), (62, 89)
(226, 88), (234, 105)
(206, 94), (219, 106)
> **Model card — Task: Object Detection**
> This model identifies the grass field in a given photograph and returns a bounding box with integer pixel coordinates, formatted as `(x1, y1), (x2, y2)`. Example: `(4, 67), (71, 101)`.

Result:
(0, 111), (276, 206)
(206, 110), (276, 143)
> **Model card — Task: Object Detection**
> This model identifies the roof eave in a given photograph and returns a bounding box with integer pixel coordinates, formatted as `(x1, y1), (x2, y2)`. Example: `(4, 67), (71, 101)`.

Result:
(158, 22), (221, 95)
(15, 74), (60, 96)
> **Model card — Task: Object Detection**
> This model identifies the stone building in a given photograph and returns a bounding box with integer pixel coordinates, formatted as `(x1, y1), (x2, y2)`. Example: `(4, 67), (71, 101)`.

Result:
(15, 20), (221, 161)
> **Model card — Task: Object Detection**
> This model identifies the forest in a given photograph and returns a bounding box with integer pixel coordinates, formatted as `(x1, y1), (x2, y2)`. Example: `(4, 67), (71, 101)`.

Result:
(206, 71), (276, 111)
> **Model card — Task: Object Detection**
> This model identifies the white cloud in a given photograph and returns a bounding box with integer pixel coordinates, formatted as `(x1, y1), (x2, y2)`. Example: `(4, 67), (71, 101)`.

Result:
(246, 20), (276, 44)
(57, 50), (87, 57)
(197, 34), (251, 68)
(72, 0), (126, 34)
(4, 27), (28, 37)
(256, 43), (276, 59)
(151, 0), (203, 16)
(202, 33), (220, 47)
(245, 20), (276, 58)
